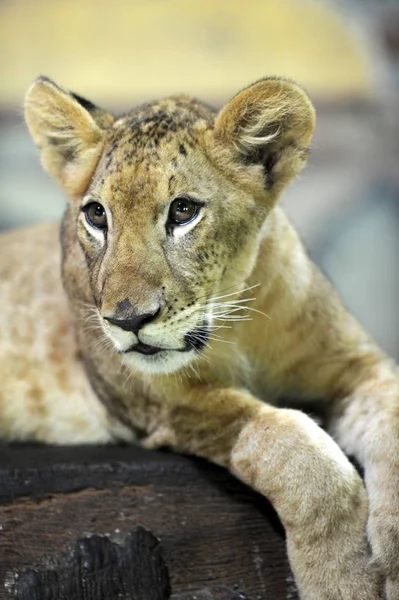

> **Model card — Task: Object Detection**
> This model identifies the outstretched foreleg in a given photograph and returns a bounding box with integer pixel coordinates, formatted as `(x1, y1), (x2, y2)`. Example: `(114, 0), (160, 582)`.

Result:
(144, 387), (381, 600)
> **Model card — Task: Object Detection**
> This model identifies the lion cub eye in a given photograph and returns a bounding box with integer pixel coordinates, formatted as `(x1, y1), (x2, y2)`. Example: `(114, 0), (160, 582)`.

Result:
(168, 197), (200, 226)
(83, 202), (107, 230)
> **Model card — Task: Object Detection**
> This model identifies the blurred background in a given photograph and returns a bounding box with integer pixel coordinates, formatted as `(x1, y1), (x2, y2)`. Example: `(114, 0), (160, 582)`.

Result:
(0, 0), (398, 357)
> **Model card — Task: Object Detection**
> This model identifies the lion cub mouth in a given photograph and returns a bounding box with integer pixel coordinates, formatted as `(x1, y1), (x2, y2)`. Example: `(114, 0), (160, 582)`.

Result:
(125, 342), (166, 356)
(125, 325), (209, 357)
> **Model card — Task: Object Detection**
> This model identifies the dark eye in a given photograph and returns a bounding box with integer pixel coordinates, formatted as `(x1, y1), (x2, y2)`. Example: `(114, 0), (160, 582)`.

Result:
(168, 197), (200, 226)
(83, 202), (107, 230)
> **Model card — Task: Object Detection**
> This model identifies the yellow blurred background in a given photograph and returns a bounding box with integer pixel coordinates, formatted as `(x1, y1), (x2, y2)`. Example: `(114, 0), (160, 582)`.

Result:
(0, 0), (398, 357)
(0, 0), (374, 106)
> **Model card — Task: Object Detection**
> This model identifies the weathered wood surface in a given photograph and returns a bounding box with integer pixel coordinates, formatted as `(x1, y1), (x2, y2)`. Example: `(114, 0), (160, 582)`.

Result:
(13, 528), (170, 600)
(0, 445), (297, 599)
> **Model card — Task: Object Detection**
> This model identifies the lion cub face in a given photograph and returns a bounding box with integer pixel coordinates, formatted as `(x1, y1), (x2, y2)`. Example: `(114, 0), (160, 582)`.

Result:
(25, 77), (315, 374)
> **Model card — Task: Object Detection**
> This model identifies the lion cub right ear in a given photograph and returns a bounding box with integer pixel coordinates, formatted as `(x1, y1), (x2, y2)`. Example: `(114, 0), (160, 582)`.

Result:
(25, 76), (114, 196)
(213, 77), (315, 202)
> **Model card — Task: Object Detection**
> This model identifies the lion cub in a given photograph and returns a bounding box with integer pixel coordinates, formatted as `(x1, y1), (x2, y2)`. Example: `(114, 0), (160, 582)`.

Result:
(0, 76), (398, 599)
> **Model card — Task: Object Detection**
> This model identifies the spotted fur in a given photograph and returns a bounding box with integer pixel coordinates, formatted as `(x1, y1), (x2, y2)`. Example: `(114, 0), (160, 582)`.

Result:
(1, 75), (398, 598)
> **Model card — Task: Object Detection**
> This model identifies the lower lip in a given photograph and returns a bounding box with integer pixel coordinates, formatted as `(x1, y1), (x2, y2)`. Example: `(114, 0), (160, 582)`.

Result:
(125, 344), (191, 356)
(132, 342), (164, 356)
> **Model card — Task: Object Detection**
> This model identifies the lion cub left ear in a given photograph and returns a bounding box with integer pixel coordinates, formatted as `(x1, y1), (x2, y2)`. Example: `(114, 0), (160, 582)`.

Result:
(25, 76), (114, 196)
(213, 77), (315, 198)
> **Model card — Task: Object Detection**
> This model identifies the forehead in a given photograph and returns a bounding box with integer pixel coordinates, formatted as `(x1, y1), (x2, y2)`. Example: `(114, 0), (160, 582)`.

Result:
(89, 96), (216, 205)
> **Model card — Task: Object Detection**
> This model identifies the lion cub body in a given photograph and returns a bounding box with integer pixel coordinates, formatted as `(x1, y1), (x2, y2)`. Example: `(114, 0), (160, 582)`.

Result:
(1, 76), (399, 599)
(0, 223), (127, 442)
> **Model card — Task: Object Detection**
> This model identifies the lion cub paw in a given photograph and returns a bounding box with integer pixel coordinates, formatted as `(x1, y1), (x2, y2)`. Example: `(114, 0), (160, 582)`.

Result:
(231, 409), (382, 599)
(368, 510), (399, 600)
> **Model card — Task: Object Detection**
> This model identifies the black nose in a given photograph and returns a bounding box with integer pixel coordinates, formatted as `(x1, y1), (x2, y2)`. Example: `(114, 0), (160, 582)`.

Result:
(104, 307), (160, 335)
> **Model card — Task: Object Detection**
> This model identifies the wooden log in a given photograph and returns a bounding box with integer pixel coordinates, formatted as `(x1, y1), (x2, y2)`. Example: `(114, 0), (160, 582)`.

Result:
(0, 445), (297, 599)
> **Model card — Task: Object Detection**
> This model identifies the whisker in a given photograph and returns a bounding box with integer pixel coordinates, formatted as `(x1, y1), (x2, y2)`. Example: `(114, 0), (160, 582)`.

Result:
(208, 296), (257, 307)
(188, 362), (202, 379)
(214, 316), (253, 322)
(210, 307), (247, 316)
(205, 299), (270, 320)
(206, 283), (260, 303)
(194, 279), (249, 303)
(223, 305), (270, 319)
(207, 335), (236, 345)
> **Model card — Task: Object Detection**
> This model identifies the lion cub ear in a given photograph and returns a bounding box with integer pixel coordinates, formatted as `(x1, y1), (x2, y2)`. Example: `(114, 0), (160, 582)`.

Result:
(25, 76), (114, 196)
(213, 77), (315, 197)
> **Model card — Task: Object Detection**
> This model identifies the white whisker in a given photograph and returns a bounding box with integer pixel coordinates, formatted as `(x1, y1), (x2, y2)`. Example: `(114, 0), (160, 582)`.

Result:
(194, 279), (249, 303)
(206, 283), (260, 303)
(208, 296), (257, 307)
(214, 315), (252, 322)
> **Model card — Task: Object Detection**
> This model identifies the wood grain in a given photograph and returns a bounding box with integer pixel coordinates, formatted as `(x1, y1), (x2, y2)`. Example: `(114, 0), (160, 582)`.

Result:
(13, 528), (170, 600)
(0, 445), (297, 599)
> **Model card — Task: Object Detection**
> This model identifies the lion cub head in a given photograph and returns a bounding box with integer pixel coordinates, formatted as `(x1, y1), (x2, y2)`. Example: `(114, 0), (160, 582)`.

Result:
(25, 76), (314, 374)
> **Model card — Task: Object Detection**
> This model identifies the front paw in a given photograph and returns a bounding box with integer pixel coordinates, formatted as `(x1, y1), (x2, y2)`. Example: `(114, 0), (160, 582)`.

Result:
(232, 408), (382, 599)
(287, 488), (382, 600)
(365, 456), (399, 599)
(368, 509), (399, 600)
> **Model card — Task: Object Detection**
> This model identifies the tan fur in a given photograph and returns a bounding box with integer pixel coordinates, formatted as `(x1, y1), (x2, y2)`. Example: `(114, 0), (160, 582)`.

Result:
(1, 75), (398, 598)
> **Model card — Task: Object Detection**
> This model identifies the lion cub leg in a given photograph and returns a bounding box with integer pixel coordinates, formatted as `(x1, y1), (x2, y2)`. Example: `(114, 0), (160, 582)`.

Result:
(144, 389), (380, 600)
(327, 367), (399, 600)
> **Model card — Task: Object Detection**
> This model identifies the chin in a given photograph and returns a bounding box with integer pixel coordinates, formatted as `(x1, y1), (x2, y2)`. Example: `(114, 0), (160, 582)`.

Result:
(121, 348), (197, 375)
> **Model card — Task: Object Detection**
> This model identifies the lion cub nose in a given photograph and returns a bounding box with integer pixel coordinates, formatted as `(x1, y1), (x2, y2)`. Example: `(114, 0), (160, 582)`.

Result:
(104, 307), (160, 335)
